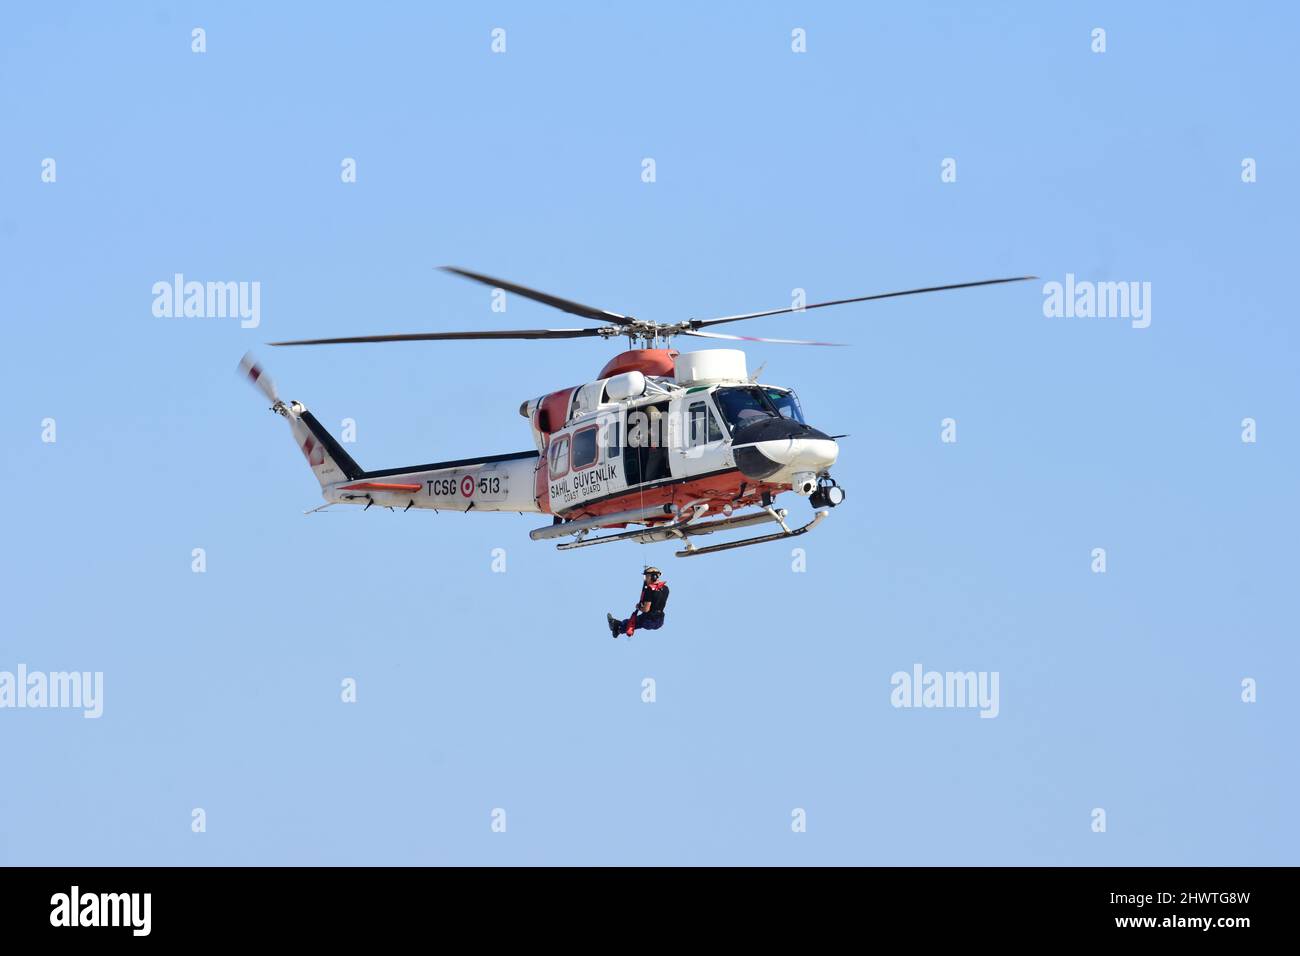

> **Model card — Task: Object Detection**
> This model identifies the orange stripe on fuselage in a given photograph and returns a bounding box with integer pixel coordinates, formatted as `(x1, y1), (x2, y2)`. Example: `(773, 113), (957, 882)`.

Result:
(339, 481), (423, 492)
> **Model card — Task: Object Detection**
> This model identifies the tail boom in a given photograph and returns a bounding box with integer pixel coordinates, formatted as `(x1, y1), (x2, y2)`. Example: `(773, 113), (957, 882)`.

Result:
(242, 353), (540, 513)
(322, 449), (540, 513)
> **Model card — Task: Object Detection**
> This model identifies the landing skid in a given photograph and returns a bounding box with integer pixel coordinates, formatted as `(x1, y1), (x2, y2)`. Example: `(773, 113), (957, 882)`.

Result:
(550, 504), (829, 557)
(674, 509), (828, 557)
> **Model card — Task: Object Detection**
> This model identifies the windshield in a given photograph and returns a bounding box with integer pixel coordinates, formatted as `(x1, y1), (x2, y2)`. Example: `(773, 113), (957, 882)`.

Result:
(763, 388), (805, 423)
(713, 386), (807, 433)
(713, 387), (776, 432)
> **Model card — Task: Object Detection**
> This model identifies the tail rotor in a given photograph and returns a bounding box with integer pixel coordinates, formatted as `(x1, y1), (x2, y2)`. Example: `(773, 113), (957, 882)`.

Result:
(238, 351), (280, 406)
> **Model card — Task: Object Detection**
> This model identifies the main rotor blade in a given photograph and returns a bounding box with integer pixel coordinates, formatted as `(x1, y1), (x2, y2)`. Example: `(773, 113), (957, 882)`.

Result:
(683, 329), (846, 347)
(440, 266), (636, 326)
(690, 275), (1038, 329)
(268, 328), (607, 346)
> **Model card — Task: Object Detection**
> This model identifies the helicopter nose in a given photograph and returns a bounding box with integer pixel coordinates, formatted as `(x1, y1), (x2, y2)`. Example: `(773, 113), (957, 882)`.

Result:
(732, 418), (839, 481)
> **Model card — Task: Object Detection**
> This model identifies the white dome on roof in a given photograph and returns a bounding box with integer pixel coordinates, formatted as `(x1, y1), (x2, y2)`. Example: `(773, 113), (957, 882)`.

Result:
(673, 349), (747, 385)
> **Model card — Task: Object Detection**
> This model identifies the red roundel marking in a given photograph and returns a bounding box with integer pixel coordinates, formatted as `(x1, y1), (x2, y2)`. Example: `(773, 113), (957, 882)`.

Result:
(460, 475), (474, 498)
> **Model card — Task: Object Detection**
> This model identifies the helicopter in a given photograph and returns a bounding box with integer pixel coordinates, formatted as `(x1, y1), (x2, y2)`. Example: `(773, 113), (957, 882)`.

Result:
(240, 267), (1034, 557)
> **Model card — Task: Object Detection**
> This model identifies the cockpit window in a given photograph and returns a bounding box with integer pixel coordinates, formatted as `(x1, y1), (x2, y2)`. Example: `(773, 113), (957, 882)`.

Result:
(764, 388), (805, 423)
(713, 387), (772, 432)
(713, 386), (807, 433)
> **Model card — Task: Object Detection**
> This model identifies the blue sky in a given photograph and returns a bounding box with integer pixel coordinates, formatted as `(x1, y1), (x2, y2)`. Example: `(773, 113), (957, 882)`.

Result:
(1, 2), (1295, 865)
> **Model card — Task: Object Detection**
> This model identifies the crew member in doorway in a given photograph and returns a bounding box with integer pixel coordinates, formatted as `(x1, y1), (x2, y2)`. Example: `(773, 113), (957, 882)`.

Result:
(608, 567), (670, 639)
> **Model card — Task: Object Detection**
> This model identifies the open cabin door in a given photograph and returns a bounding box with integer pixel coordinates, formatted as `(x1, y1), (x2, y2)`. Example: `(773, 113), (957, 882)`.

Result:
(623, 400), (671, 487)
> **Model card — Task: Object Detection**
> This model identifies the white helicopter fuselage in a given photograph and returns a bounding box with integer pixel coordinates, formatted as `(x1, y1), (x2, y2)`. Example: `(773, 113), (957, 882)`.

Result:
(307, 349), (837, 519)
(243, 347), (845, 557)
